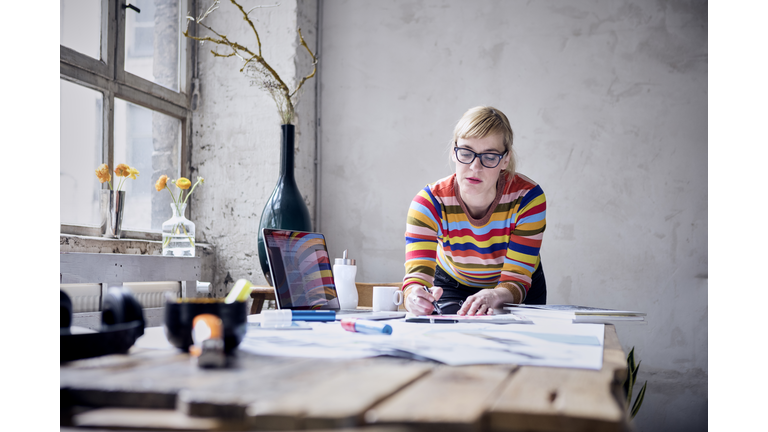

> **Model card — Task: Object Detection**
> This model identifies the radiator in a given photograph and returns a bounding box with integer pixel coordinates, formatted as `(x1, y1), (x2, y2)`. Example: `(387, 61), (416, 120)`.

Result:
(61, 282), (182, 312)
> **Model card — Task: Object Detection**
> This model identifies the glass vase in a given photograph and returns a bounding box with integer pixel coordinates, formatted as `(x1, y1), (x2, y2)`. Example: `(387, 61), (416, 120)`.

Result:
(162, 203), (195, 257)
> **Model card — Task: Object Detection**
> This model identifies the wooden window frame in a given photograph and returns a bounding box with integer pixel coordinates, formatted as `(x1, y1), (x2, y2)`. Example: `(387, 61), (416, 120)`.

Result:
(60, 0), (196, 240)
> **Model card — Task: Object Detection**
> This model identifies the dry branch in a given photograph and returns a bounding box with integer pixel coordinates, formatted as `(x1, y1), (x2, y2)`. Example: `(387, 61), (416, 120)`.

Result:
(184, 0), (317, 124)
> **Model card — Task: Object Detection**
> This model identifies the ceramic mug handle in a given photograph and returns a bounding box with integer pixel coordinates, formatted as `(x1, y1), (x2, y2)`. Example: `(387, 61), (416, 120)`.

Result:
(393, 290), (403, 306)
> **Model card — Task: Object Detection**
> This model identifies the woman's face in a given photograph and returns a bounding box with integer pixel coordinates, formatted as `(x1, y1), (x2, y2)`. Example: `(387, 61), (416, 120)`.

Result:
(453, 134), (510, 200)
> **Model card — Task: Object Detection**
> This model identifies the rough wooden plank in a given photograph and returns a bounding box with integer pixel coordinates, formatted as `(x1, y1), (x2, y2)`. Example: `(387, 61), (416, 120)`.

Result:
(364, 364), (516, 432)
(61, 349), (188, 409)
(487, 368), (625, 432)
(177, 355), (320, 419)
(72, 408), (236, 431)
(62, 352), (308, 411)
(603, 325), (628, 383)
(486, 326), (629, 432)
(244, 358), (434, 431)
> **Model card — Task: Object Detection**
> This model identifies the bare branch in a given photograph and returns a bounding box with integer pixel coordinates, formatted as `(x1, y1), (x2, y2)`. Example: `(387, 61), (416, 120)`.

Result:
(196, 0), (221, 23)
(230, 0), (263, 57)
(183, 0), (317, 124)
(290, 28), (318, 99)
(212, 50), (237, 58)
(247, 2), (280, 15)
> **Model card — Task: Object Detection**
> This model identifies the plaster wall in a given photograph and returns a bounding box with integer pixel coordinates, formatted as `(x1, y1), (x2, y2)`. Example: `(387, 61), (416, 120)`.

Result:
(190, 0), (318, 293)
(318, 1), (707, 431)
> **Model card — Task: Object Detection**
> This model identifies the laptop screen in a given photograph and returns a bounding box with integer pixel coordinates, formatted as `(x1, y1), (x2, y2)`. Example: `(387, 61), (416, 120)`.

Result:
(262, 229), (340, 310)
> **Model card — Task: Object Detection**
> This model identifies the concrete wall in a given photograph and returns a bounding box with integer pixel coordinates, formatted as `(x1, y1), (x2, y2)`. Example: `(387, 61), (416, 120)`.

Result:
(190, 0), (318, 294)
(318, 1), (707, 431)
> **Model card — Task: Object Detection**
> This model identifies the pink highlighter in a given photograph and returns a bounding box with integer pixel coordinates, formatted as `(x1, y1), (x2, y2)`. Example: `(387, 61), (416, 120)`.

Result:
(340, 318), (393, 335)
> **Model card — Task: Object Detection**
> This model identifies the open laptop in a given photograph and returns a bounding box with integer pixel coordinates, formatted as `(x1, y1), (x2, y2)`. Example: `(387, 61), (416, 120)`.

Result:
(261, 228), (405, 320)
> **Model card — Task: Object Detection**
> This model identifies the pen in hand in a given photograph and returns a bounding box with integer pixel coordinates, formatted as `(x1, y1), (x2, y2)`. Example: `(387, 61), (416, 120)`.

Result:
(422, 285), (442, 315)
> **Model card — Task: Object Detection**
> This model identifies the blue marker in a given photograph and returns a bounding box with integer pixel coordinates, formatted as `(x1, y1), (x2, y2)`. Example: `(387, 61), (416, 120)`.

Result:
(263, 310), (336, 323)
(341, 318), (393, 335)
(289, 310), (336, 321)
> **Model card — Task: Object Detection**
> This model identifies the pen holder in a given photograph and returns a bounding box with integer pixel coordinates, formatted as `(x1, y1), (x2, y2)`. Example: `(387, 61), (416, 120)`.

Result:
(164, 298), (247, 353)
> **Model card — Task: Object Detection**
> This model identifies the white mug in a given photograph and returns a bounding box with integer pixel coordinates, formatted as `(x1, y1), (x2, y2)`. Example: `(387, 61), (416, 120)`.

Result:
(372, 286), (403, 312)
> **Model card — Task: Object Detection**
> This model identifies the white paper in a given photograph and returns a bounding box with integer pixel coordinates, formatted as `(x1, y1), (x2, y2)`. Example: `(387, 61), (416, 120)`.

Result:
(237, 318), (606, 370)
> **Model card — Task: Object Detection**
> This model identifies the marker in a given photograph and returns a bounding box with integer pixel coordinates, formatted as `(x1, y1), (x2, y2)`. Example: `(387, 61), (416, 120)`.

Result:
(405, 318), (458, 324)
(421, 285), (442, 315)
(288, 310), (336, 321)
(341, 318), (393, 335)
(225, 279), (253, 304)
(261, 310), (336, 325)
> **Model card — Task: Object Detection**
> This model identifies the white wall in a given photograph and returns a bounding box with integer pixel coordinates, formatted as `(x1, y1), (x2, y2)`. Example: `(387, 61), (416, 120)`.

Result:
(318, 1), (707, 431)
(191, 0), (318, 294)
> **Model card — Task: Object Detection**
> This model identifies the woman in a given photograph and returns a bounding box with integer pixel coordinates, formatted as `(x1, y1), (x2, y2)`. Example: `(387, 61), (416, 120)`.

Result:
(402, 106), (547, 316)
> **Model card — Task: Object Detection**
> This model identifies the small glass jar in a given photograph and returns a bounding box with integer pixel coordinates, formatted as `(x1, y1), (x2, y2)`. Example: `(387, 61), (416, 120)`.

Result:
(162, 203), (195, 257)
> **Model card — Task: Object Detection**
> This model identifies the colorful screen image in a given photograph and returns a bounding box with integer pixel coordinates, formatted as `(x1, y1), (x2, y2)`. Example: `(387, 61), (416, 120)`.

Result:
(263, 229), (340, 310)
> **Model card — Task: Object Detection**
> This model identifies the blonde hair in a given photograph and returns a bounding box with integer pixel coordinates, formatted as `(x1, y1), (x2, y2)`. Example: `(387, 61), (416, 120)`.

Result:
(451, 106), (516, 176)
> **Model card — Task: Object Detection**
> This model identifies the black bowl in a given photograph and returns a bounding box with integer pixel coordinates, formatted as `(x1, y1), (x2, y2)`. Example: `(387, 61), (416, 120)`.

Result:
(164, 299), (247, 353)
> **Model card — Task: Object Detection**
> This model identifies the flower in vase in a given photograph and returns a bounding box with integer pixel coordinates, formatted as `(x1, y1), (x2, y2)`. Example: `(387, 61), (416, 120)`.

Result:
(114, 164), (130, 177)
(155, 175), (169, 191)
(95, 163), (138, 191)
(176, 177), (192, 190)
(95, 164), (111, 184)
(156, 176), (205, 250)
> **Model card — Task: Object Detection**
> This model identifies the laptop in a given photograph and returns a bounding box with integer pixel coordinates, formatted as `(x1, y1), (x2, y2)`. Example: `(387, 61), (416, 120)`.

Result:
(261, 228), (405, 320)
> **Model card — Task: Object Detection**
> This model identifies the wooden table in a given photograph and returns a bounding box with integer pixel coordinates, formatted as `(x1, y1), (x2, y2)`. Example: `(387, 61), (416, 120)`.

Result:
(60, 325), (630, 432)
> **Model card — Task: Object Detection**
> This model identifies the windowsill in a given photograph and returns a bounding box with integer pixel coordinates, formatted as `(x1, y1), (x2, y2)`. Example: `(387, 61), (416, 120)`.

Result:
(60, 233), (213, 259)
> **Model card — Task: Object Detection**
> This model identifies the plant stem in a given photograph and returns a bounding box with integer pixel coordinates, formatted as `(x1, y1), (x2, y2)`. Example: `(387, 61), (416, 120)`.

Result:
(182, 178), (203, 205)
(165, 185), (180, 207)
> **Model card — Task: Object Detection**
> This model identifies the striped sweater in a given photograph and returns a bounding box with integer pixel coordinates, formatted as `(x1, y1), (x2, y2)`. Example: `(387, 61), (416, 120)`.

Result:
(402, 172), (546, 304)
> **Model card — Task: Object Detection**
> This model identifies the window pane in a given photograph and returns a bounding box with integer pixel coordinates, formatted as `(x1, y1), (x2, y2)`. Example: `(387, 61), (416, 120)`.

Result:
(60, 0), (101, 59)
(125, 0), (186, 92)
(114, 99), (181, 231)
(60, 80), (103, 226)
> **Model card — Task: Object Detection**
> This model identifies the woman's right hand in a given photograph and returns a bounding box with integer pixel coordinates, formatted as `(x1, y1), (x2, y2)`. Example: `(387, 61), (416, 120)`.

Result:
(405, 285), (443, 315)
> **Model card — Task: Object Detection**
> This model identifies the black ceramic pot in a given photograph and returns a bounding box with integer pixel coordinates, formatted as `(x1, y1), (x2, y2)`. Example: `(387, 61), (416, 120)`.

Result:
(256, 124), (312, 285)
(164, 299), (247, 353)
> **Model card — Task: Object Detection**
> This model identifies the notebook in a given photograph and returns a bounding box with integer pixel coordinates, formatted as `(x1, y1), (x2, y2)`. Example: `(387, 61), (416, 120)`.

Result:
(261, 228), (405, 320)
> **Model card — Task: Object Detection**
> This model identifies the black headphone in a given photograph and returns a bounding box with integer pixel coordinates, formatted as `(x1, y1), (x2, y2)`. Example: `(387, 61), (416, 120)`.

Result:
(60, 286), (145, 363)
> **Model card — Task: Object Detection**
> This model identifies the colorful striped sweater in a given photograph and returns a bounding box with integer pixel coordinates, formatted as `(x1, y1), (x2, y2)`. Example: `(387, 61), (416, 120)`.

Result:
(402, 172), (546, 304)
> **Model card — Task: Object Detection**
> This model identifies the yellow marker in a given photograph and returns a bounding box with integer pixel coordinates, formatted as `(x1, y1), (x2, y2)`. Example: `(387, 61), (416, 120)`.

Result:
(225, 279), (253, 304)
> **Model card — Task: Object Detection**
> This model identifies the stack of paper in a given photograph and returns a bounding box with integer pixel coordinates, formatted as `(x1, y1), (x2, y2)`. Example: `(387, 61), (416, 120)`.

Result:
(504, 304), (646, 324)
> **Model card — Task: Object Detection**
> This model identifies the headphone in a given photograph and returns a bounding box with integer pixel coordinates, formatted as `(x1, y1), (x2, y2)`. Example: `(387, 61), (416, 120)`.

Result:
(60, 286), (145, 363)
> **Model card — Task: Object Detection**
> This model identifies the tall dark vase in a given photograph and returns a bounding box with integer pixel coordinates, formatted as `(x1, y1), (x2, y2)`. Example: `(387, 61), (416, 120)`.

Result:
(257, 124), (312, 285)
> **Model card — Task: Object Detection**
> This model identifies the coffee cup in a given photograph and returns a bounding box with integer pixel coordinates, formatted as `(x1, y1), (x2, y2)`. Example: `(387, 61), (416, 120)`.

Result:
(372, 286), (403, 312)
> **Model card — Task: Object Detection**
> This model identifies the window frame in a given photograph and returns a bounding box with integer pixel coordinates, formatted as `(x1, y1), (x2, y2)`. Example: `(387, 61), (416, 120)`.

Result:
(60, 0), (196, 240)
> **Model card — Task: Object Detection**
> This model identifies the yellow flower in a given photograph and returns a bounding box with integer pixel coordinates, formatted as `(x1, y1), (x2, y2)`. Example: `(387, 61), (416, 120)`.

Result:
(127, 167), (140, 180)
(115, 163), (130, 177)
(176, 178), (192, 190)
(155, 175), (169, 192)
(95, 164), (111, 183)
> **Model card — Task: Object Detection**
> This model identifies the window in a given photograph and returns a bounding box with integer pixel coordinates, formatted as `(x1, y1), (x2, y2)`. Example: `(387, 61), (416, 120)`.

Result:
(60, 0), (193, 236)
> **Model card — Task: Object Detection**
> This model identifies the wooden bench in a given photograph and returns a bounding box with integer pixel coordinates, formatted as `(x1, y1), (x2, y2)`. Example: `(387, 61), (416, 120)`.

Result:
(249, 282), (404, 314)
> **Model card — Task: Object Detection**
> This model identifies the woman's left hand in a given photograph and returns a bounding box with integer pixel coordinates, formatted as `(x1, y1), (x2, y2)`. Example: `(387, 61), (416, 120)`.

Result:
(457, 288), (515, 316)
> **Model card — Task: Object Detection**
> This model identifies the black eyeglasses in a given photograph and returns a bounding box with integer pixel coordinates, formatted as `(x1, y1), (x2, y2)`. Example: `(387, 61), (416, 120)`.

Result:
(453, 146), (507, 168)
